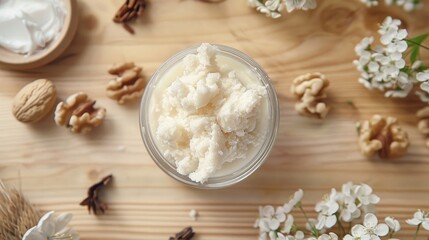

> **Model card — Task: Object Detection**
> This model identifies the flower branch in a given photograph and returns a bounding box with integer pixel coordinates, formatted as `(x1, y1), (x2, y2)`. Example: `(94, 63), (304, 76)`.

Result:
(255, 182), (429, 240)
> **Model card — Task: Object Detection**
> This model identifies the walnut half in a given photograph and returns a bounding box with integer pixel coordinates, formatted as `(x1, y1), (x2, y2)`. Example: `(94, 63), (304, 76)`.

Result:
(54, 92), (106, 134)
(291, 72), (330, 119)
(417, 106), (429, 148)
(357, 115), (409, 159)
(107, 62), (146, 104)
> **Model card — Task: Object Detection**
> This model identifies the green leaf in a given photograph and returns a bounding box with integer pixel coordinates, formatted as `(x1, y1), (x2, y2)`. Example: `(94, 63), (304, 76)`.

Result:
(410, 33), (428, 45)
(410, 46), (420, 64)
(407, 34), (428, 64)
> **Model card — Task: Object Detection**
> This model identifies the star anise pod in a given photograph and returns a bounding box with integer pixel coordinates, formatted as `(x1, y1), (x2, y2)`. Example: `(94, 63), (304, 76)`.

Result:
(80, 174), (113, 215)
(169, 227), (195, 240)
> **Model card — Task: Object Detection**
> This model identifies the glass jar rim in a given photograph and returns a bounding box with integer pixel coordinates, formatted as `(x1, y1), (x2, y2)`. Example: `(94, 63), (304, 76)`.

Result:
(139, 44), (279, 189)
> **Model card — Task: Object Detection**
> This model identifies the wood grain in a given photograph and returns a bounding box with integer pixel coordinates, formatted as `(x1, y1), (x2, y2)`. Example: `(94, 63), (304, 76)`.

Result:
(1, 0), (429, 239)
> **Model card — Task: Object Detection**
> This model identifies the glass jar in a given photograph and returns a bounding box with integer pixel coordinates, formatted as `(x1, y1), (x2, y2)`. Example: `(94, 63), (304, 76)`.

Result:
(139, 44), (279, 189)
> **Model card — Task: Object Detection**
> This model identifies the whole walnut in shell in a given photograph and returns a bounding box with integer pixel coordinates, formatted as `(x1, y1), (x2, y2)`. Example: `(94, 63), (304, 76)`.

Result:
(54, 92), (106, 134)
(12, 79), (57, 123)
(291, 72), (329, 119)
(107, 62), (146, 104)
(357, 115), (409, 159)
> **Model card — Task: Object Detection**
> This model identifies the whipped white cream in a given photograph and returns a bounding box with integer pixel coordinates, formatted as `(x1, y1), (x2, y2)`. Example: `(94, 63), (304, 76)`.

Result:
(152, 43), (268, 183)
(0, 0), (67, 55)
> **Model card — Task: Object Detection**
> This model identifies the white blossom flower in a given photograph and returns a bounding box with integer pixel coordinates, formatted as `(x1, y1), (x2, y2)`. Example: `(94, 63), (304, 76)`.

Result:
(248, 0), (282, 18)
(338, 195), (361, 222)
(285, 0), (317, 12)
(317, 233), (338, 240)
(345, 213), (389, 240)
(406, 209), (429, 230)
(315, 189), (339, 230)
(362, 0), (423, 11)
(283, 189), (304, 213)
(385, 216), (401, 233)
(352, 183), (380, 207)
(248, 0), (317, 18)
(361, 0), (379, 7)
(22, 211), (79, 240)
(385, 0), (423, 11)
(259, 206), (287, 231)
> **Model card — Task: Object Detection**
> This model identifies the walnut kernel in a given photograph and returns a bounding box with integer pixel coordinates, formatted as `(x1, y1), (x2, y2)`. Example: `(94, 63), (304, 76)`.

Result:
(54, 92), (106, 134)
(357, 115), (409, 159)
(12, 79), (56, 123)
(291, 72), (330, 119)
(107, 62), (146, 104)
(417, 106), (429, 148)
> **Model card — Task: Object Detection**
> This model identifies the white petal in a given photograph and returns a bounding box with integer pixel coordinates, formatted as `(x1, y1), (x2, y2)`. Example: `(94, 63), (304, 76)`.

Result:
(278, 232), (286, 240)
(341, 211), (351, 222)
(396, 29), (408, 40)
(294, 189), (304, 203)
(381, 34), (394, 45)
(364, 213), (378, 228)
(285, 0), (296, 12)
(417, 72), (429, 82)
(22, 226), (45, 240)
(259, 218), (271, 232)
(269, 231), (277, 240)
(329, 204), (339, 215)
(55, 213), (73, 233)
(422, 221), (429, 231)
(283, 203), (293, 214)
(375, 223), (389, 236)
(390, 52), (402, 61)
(396, 41), (408, 52)
(395, 59), (406, 69)
(406, 218), (421, 225)
(262, 206), (275, 217)
(302, 0), (317, 10)
(343, 234), (354, 240)
(368, 62), (379, 73)
(329, 232), (338, 240)
(295, 231), (304, 239)
(325, 215), (337, 228)
(369, 194), (380, 204)
(369, 236), (380, 240)
(37, 211), (55, 236)
(284, 214), (294, 234)
(420, 82), (429, 93)
(385, 217), (395, 229)
(351, 224), (366, 237)
(415, 210), (425, 220)
(268, 219), (280, 230)
(361, 234), (371, 240)
(316, 217), (326, 230)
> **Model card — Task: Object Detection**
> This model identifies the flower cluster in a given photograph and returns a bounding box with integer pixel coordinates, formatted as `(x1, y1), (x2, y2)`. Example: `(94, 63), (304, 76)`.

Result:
(255, 182), (429, 240)
(361, 0), (423, 12)
(248, 0), (317, 19)
(354, 16), (429, 101)
(315, 182), (380, 231)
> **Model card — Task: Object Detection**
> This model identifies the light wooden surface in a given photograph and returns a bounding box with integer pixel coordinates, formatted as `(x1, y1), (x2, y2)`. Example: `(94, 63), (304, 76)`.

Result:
(1, 0), (429, 239)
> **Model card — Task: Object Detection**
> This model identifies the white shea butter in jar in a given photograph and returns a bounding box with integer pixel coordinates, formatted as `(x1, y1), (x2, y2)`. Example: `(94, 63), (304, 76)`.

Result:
(0, 0), (66, 55)
(149, 43), (269, 183)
